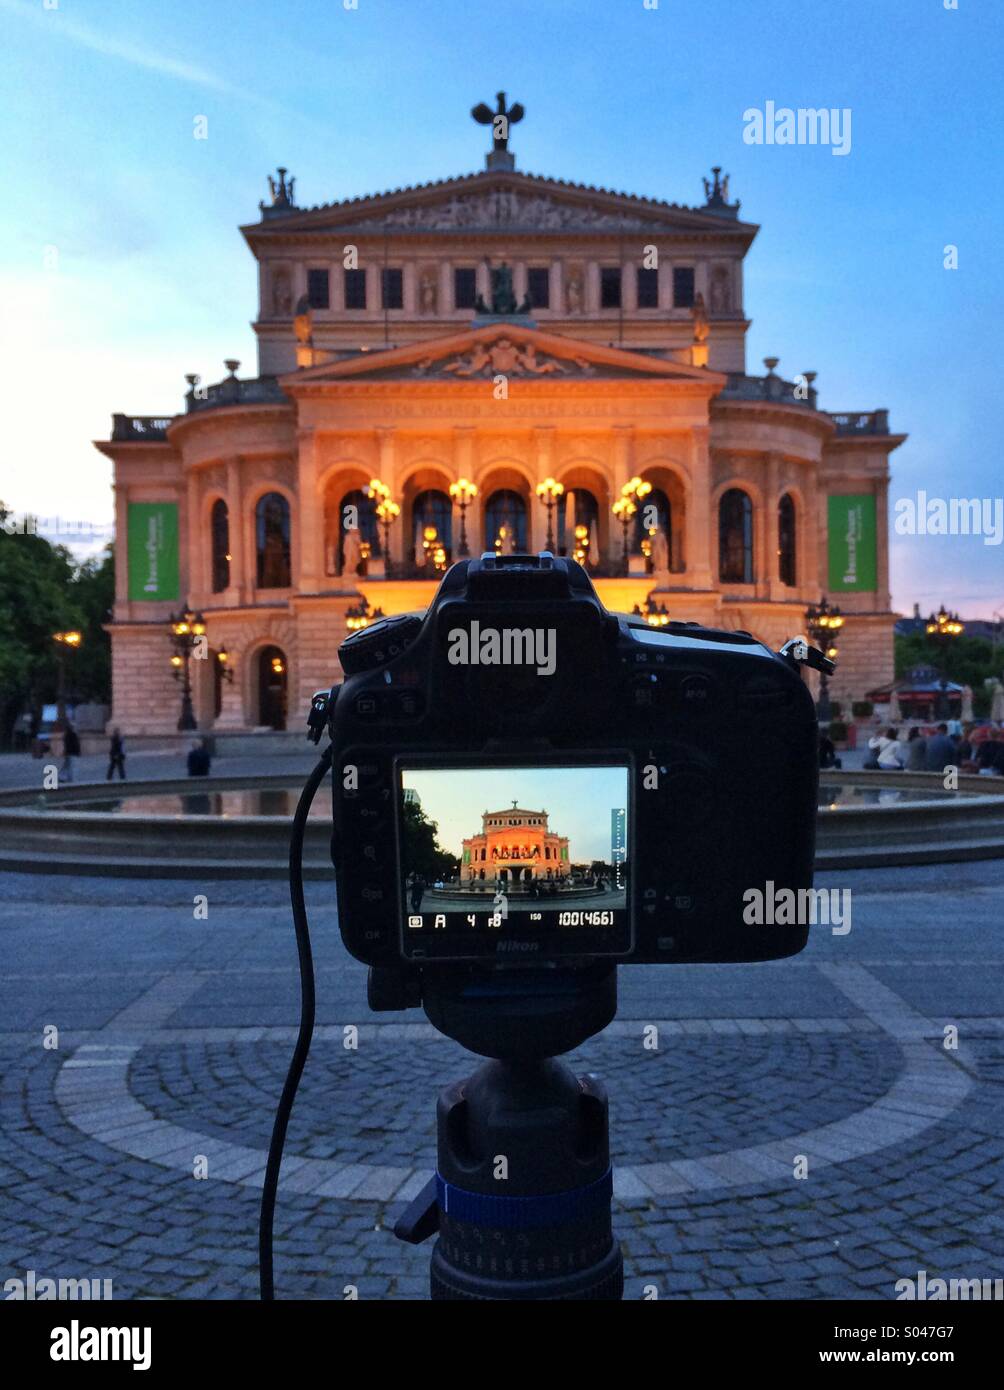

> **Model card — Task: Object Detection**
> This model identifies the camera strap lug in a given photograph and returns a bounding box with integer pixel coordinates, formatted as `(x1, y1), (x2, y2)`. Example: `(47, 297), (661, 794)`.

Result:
(778, 636), (835, 676)
(306, 687), (337, 744)
(392, 1175), (440, 1245)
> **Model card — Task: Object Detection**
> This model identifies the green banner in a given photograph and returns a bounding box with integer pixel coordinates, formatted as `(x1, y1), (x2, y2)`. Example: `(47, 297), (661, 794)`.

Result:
(827, 494), (877, 592)
(127, 502), (179, 601)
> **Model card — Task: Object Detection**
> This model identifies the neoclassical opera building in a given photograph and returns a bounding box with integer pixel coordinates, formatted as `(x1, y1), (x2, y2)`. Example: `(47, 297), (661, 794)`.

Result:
(461, 805), (570, 886)
(97, 105), (904, 734)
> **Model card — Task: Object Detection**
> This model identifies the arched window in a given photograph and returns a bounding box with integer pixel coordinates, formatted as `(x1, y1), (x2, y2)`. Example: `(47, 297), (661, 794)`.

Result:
(778, 493), (797, 587)
(256, 492), (291, 588)
(719, 488), (754, 584)
(257, 645), (287, 730)
(412, 489), (453, 568)
(338, 488), (380, 574)
(485, 489), (527, 553)
(210, 499), (230, 593)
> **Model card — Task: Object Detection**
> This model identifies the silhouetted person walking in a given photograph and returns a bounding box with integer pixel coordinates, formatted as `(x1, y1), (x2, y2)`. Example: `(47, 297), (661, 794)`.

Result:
(61, 723), (81, 782)
(107, 728), (126, 781)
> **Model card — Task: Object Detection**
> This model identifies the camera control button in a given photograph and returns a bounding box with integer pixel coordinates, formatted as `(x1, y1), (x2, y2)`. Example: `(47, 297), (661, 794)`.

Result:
(353, 694), (382, 717)
(678, 673), (713, 708)
(394, 691), (424, 718)
(358, 882), (387, 905)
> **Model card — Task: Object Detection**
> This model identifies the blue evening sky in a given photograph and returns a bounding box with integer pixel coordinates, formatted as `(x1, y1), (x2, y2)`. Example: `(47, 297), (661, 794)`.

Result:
(2, 0), (1000, 616)
(402, 766), (628, 863)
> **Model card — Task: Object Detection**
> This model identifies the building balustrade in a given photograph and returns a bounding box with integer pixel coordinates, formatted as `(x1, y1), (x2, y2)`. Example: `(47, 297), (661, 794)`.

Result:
(718, 373), (819, 411)
(184, 374), (288, 413)
(829, 410), (890, 436)
(111, 414), (174, 441)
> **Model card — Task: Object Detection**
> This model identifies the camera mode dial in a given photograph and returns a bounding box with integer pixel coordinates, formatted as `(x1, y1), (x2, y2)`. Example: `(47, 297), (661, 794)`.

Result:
(339, 613), (424, 675)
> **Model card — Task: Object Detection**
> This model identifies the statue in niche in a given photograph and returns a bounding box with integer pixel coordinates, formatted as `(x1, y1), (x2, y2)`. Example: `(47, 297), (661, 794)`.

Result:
(565, 268), (584, 314)
(419, 271), (438, 314)
(650, 527), (670, 573)
(272, 269), (292, 316)
(475, 262), (531, 316)
(710, 267), (731, 313)
(341, 527), (363, 578)
(691, 292), (710, 344)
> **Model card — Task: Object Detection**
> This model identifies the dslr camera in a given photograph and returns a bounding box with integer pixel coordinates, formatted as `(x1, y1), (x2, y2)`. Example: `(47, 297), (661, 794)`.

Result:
(317, 551), (819, 987)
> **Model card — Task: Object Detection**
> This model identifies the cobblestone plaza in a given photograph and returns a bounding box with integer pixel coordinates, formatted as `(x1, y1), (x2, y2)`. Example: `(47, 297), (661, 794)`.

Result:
(3, 816), (1001, 1300)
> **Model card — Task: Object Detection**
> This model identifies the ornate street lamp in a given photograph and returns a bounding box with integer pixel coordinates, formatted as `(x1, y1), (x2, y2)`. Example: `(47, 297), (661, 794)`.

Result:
(366, 478), (400, 575)
(167, 603), (206, 731)
(535, 476), (564, 552)
(52, 629), (82, 731)
(925, 604), (964, 718)
(346, 599), (385, 632)
(633, 594), (671, 627)
(449, 477), (478, 557)
(805, 596), (844, 727)
(612, 496), (637, 574)
(216, 649), (234, 684)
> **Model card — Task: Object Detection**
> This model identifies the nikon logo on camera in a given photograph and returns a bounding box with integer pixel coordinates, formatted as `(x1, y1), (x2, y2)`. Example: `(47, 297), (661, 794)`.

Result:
(447, 621), (556, 676)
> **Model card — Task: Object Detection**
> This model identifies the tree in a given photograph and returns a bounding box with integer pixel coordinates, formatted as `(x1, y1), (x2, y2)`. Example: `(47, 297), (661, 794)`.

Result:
(69, 545), (114, 703)
(895, 633), (1001, 717)
(0, 512), (83, 746)
(401, 801), (458, 882)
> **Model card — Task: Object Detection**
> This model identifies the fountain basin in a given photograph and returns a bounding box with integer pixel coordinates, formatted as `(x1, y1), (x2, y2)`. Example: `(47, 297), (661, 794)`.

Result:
(1, 771), (1003, 878)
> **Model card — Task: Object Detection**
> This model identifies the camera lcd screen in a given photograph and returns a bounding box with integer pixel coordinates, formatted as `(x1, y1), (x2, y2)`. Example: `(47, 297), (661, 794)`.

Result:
(398, 763), (631, 958)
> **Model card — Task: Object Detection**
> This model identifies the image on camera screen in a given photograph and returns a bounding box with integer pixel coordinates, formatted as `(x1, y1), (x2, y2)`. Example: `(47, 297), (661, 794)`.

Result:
(398, 764), (629, 942)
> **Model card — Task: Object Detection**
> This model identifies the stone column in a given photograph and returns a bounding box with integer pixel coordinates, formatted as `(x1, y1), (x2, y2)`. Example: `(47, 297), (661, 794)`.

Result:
(439, 260), (452, 318)
(551, 260), (564, 317)
(687, 426), (714, 589)
(765, 451), (780, 598)
(226, 457), (245, 605)
(874, 474), (891, 611)
(453, 427), (477, 555)
(113, 482), (129, 617)
(297, 430), (320, 592)
(533, 426), (555, 553)
(186, 469), (201, 603)
(611, 426), (634, 569)
(376, 427), (397, 568)
(403, 261), (417, 315)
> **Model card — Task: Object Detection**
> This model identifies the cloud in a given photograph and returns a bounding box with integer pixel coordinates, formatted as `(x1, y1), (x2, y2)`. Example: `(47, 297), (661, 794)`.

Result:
(0, 0), (312, 119)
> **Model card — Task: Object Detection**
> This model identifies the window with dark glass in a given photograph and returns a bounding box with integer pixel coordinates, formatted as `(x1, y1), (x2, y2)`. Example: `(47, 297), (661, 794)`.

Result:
(412, 489), (453, 568)
(600, 267), (622, 308)
(637, 267), (659, 308)
(454, 268), (477, 309)
(632, 486), (671, 555)
(338, 489), (380, 571)
(778, 493), (797, 587)
(256, 492), (292, 588)
(382, 267), (403, 309)
(307, 268), (329, 309)
(210, 498), (229, 592)
(673, 267), (695, 307)
(527, 267), (550, 308)
(485, 490), (528, 551)
(719, 488), (754, 584)
(344, 268), (367, 310)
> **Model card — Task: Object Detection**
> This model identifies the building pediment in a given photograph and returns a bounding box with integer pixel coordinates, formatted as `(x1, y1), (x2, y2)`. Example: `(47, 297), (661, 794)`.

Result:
(282, 324), (726, 388)
(244, 171), (756, 243)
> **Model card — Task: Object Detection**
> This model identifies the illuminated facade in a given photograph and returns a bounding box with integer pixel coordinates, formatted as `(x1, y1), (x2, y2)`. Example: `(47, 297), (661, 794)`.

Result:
(461, 805), (569, 884)
(96, 122), (904, 735)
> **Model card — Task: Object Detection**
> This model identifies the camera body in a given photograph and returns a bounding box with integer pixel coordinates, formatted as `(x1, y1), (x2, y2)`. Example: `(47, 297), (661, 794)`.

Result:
(324, 553), (818, 972)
